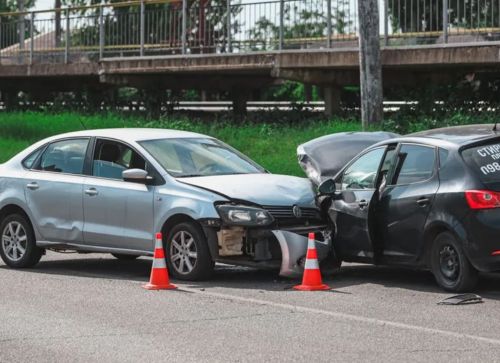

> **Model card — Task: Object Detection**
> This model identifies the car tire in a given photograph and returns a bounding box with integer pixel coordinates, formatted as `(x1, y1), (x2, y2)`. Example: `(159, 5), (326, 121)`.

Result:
(164, 221), (214, 281)
(430, 231), (478, 292)
(111, 253), (139, 260)
(0, 214), (43, 268)
(320, 256), (342, 276)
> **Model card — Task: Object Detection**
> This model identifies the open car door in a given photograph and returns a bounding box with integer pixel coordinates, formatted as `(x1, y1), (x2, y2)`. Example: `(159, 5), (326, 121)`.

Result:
(328, 145), (396, 263)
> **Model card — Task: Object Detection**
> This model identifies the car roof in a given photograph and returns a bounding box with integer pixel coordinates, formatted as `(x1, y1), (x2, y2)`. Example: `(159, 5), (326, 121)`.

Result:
(2, 128), (211, 167)
(52, 128), (209, 143)
(405, 124), (500, 146)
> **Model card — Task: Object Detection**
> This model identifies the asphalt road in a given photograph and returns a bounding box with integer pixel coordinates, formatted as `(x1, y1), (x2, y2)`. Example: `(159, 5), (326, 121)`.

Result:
(1, 252), (500, 363)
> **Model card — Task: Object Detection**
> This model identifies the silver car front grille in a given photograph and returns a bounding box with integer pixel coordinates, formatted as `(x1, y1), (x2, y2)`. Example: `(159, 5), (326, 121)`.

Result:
(262, 205), (321, 221)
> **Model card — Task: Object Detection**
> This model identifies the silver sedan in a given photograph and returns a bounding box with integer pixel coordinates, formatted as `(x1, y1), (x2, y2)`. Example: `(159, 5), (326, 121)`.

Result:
(0, 129), (331, 280)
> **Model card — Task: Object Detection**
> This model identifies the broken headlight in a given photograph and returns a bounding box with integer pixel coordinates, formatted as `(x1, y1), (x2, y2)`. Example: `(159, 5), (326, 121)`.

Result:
(216, 205), (274, 226)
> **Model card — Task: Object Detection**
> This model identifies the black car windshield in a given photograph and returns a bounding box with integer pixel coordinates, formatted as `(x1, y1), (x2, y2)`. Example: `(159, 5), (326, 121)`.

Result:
(462, 140), (500, 189)
(140, 138), (264, 177)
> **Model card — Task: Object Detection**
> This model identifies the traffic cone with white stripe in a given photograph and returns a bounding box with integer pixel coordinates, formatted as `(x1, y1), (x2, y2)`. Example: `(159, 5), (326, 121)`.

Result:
(143, 232), (177, 290)
(293, 232), (331, 291)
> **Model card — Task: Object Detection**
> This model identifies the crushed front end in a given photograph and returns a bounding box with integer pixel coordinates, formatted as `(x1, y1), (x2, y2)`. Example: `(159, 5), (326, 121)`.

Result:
(200, 203), (332, 277)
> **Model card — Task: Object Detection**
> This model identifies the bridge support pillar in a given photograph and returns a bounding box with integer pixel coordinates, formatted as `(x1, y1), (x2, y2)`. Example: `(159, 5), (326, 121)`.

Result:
(231, 92), (248, 116)
(1, 90), (18, 111)
(143, 89), (164, 119)
(323, 86), (341, 118)
(304, 84), (313, 102)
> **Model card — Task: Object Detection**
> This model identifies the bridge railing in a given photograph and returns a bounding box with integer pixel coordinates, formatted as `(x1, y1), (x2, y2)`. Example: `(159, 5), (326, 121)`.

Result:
(1, 0), (500, 65)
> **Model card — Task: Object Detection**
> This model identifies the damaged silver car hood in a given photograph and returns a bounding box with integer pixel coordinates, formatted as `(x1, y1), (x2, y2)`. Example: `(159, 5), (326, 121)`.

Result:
(297, 131), (399, 186)
(180, 173), (317, 207)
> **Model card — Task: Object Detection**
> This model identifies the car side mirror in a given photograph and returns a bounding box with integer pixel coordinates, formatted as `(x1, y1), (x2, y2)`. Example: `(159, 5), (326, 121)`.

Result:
(122, 169), (152, 183)
(318, 179), (336, 196)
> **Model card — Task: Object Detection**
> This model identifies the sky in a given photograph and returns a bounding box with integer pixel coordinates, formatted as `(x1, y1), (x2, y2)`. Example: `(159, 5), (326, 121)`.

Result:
(33, 0), (54, 11)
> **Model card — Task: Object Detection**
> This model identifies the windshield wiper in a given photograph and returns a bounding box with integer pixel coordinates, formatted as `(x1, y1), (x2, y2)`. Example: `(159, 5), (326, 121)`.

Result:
(214, 172), (249, 176)
(176, 174), (204, 178)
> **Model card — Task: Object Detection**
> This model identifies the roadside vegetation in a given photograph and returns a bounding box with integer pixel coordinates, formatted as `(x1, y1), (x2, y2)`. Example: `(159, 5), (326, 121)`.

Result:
(0, 111), (497, 176)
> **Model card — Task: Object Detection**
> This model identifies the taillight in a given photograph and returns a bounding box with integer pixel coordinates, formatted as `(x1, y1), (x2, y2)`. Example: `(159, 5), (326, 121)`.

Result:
(465, 190), (500, 210)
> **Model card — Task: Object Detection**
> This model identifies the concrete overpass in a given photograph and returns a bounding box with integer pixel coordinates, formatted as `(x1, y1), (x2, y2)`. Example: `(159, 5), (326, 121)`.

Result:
(2, 42), (500, 114)
(2, 0), (500, 115)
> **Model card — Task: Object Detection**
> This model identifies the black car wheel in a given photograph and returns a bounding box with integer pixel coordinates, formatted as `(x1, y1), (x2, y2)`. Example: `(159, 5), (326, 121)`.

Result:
(430, 232), (478, 292)
(164, 221), (214, 281)
(0, 214), (43, 268)
(111, 254), (139, 260)
(320, 250), (342, 276)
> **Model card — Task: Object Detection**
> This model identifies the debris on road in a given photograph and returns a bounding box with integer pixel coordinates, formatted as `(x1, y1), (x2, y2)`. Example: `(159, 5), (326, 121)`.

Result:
(437, 294), (483, 306)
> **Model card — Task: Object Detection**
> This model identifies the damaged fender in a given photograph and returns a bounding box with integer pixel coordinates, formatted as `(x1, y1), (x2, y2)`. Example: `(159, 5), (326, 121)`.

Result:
(272, 230), (331, 277)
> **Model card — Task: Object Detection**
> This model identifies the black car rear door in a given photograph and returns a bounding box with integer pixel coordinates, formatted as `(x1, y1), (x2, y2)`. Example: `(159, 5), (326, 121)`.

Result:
(329, 146), (393, 262)
(377, 143), (439, 262)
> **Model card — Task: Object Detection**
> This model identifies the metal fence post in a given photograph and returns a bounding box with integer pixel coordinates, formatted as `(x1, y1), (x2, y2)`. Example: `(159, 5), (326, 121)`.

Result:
(279, 0), (284, 50)
(65, 8), (70, 64)
(182, 0), (187, 54)
(19, 10), (25, 64)
(327, 0), (332, 48)
(226, 0), (232, 53)
(0, 18), (2, 64)
(140, 0), (145, 56)
(443, 0), (448, 44)
(29, 12), (34, 65)
(384, 0), (389, 46)
(99, 4), (104, 59)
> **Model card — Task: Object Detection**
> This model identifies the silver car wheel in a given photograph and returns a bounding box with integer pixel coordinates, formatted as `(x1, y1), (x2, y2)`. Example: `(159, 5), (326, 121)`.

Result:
(170, 231), (198, 275)
(2, 222), (27, 262)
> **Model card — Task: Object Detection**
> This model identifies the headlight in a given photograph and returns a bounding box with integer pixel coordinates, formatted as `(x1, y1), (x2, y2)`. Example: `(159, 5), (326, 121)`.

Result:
(216, 205), (274, 226)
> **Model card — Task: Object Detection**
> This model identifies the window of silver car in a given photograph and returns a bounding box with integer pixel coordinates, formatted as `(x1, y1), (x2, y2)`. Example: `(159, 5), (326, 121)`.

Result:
(92, 140), (146, 180)
(340, 148), (386, 190)
(392, 145), (436, 185)
(38, 139), (89, 175)
(140, 138), (263, 178)
(22, 147), (43, 169)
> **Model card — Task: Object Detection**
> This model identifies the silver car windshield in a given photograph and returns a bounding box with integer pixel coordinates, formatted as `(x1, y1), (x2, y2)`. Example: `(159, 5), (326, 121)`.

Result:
(140, 138), (264, 177)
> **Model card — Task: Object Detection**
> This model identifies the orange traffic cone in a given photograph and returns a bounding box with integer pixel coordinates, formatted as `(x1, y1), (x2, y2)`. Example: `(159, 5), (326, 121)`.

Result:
(143, 232), (177, 290)
(293, 232), (331, 291)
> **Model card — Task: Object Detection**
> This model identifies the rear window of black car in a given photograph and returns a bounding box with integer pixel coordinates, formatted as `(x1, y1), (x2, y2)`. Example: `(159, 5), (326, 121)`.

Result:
(462, 141), (500, 186)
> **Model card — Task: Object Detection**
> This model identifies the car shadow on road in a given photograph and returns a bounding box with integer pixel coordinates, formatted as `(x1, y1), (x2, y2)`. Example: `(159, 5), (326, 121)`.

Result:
(0, 256), (153, 282)
(183, 263), (500, 299)
(322, 264), (500, 300)
(3, 255), (500, 298)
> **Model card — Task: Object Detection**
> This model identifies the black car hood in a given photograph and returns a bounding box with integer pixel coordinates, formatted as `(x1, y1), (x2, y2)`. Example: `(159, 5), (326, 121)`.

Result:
(297, 131), (400, 186)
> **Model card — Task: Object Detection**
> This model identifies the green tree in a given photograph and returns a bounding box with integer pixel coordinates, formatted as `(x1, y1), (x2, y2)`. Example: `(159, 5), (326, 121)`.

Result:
(248, 0), (351, 51)
(57, 0), (241, 55)
(0, 0), (35, 49)
(188, 0), (242, 53)
(389, 0), (498, 33)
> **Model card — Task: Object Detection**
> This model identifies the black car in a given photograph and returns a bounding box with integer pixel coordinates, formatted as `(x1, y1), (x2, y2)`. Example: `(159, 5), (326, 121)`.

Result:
(299, 125), (500, 292)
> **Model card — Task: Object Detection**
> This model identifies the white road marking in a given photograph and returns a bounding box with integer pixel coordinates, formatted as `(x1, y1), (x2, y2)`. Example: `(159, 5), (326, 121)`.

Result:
(179, 286), (500, 346)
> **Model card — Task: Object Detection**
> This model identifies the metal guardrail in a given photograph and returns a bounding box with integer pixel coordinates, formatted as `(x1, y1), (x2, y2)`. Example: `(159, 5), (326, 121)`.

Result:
(1, 0), (500, 65)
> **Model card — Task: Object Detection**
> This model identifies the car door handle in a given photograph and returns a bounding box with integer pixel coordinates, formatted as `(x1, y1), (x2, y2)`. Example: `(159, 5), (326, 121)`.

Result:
(84, 188), (98, 196)
(416, 197), (430, 207)
(358, 200), (369, 209)
(26, 182), (39, 190)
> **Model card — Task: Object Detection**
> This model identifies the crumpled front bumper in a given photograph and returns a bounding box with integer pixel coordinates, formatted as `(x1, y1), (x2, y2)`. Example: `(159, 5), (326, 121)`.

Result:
(272, 229), (331, 277)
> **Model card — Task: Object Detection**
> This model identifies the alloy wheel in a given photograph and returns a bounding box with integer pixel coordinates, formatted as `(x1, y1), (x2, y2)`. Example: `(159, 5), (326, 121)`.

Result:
(439, 244), (460, 281)
(2, 222), (27, 262)
(170, 230), (198, 275)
